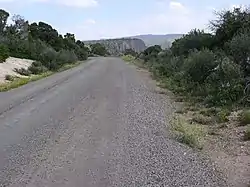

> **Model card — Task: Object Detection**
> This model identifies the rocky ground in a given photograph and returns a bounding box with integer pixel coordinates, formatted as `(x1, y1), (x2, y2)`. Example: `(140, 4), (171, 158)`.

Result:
(0, 57), (33, 83)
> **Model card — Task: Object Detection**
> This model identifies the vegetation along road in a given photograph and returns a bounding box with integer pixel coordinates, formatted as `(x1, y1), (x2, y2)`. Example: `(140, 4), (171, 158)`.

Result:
(0, 57), (227, 187)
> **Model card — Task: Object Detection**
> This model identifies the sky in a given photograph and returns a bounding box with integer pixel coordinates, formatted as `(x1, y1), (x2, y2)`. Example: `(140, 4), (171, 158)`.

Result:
(0, 0), (249, 40)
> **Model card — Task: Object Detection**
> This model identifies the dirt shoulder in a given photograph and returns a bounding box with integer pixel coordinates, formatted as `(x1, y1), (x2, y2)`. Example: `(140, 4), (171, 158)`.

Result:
(173, 104), (250, 187)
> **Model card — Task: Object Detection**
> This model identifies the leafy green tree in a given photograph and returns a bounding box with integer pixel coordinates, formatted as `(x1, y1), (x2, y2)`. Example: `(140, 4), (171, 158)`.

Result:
(226, 30), (250, 76)
(171, 29), (214, 56)
(0, 9), (9, 33)
(183, 49), (218, 84)
(211, 7), (250, 48)
(143, 45), (162, 62)
(124, 48), (137, 57)
(90, 43), (107, 56)
(0, 44), (9, 62)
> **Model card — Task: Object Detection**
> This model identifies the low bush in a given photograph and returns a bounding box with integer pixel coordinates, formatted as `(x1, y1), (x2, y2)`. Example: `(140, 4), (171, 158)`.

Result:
(5, 74), (14, 81)
(183, 49), (218, 84)
(205, 57), (243, 106)
(28, 61), (48, 74)
(0, 44), (9, 63)
(38, 47), (58, 70)
(244, 125), (250, 141)
(122, 55), (135, 62)
(239, 110), (250, 126)
(14, 68), (31, 76)
(216, 109), (230, 123)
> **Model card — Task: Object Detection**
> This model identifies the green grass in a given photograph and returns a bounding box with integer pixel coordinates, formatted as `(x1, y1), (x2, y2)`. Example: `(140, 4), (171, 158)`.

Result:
(0, 61), (84, 92)
(0, 72), (52, 91)
(171, 117), (206, 149)
(121, 55), (135, 62)
(56, 61), (82, 72)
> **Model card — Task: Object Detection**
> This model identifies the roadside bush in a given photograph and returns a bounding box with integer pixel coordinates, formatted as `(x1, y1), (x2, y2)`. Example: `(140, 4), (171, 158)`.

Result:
(226, 30), (250, 73)
(244, 125), (250, 141)
(183, 49), (218, 84)
(205, 57), (243, 105)
(5, 74), (14, 81)
(216, 109), (230, 123)
(28, 61), (48, 74)
(56, 50), (78, 65)
(75, 47), (88, 61)
(152, 55), (182, 78)
(122, 55), (135, 62)
(14, 68), (31, 76)
(171, 29), (214, 56)
(0, 44), (9, 63)
(38, 47), (58, 70)
(239, 110), (250, 125)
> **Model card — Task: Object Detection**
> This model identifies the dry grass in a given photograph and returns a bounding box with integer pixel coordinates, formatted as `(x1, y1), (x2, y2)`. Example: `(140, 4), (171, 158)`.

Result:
(192, 114), (213, 125)
(171, 117), (206, 149)
(200, 107), (220, 117)
(0, 72), (52, 91)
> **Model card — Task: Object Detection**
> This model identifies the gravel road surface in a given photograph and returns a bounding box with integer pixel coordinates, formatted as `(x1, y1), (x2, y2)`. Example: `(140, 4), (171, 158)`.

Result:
(0, 57), (227, 187)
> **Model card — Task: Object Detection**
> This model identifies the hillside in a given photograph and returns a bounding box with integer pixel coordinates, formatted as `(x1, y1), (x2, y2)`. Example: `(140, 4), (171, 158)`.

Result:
(130, 34), (183, 48)
(84, 38), (146, 55)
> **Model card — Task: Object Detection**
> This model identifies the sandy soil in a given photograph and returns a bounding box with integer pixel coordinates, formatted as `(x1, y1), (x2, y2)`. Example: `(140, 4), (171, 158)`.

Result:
(0, 57), (34, 83)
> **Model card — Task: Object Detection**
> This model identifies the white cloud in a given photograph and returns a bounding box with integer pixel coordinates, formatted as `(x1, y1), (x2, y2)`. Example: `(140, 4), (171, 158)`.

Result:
(58, 0), (98, 8)
(85, 18), (96, 25)
(169, 1), (184, 10)
(68, 0), (214, 40)
(0, 0), (99, 7)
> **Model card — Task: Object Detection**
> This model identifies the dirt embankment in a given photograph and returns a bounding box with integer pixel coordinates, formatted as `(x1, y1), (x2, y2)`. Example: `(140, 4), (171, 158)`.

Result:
(0, 57), (33, 83)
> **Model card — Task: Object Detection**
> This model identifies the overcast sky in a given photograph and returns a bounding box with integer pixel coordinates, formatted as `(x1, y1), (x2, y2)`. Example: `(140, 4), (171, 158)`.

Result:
(0, 0), (249, 40)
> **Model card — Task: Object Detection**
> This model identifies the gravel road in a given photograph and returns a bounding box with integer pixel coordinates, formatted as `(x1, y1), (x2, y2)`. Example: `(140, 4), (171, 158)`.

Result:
(0, 57), (227, 187)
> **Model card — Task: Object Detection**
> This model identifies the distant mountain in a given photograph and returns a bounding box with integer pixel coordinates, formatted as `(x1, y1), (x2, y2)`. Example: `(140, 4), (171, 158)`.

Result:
(130, 34), (183, 49)
(84, 38), (146, 55)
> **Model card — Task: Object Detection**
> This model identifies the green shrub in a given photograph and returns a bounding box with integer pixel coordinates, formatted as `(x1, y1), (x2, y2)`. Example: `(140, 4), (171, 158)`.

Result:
(0, 44), (9, 63)
(216, 109), (230, 123)
(56, 50), (78, 65)
(28, 61), (48, 74)
(14, 68), (31, 76)
(244, 125), (250, 141)
(5, 74), (14, 81)
(239, 110), (250, 125)
(226, 30), (250, 73)
(183, 49), (218, 84)
(171, 29), (214, 56)
(205, 57), (243, 106)
(38, 47), (58, 70)
(122, 55), (135, 62)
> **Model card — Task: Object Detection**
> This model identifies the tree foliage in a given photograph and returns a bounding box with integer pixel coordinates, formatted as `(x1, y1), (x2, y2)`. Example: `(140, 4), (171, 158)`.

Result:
(0, 43), (9, 62)
(171, 29), (214, 56)
(139, 6), (250, 106)
(90, 43), (107, 56)
(0, 9), (90, 72)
